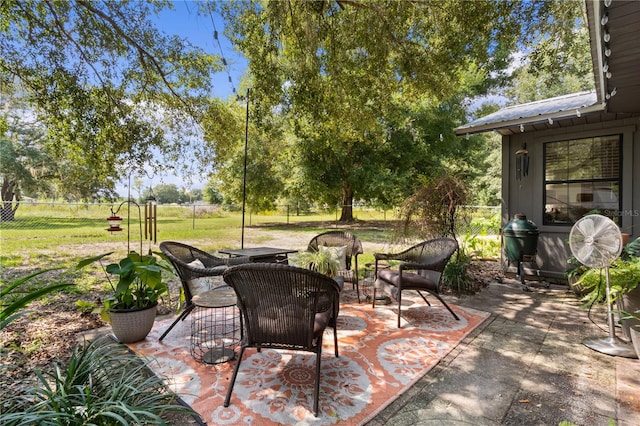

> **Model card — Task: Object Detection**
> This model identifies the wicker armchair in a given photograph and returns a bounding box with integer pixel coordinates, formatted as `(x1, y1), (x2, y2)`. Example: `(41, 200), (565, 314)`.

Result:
(307, 230), (364, 302)
(373, 238), (459, 327)
(222, 263), (342, 417)
(158, 241), (250, 341)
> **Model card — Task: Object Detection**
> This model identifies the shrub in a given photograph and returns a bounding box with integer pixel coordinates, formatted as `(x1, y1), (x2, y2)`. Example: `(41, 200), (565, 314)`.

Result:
(442, 250), (475, 295)
(577, 257), (640, 308)
(397, 173), (469, 240)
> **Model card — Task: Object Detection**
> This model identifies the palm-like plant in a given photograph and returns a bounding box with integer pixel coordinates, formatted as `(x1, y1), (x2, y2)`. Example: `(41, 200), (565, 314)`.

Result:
(577, 257), (640, 308)
(0, 336), (196, 425)
(1, 269), (73, 330)
(292, 249), (340, 277)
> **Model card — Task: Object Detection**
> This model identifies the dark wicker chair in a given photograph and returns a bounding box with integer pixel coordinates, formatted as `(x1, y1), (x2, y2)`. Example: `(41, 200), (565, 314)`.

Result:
(373, 238), (459, 327)
(307, 230), (364, 302)
(222, 263), (342, 417)
(158, 241), (251, 341)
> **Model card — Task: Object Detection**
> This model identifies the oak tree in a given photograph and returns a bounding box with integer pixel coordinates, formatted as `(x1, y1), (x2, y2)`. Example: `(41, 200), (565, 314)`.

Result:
(218, 0), (576, 221)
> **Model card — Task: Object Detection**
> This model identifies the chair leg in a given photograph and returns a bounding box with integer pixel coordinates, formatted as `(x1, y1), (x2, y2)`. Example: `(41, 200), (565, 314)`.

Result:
(372, 286), (377, 309)
(417, 291), (460, 321)
(355, 280), (361, 303)
(333, 319), (339, 357)
(434, 293), (460, 320)
(313, 343), (323, 417)
(330, 298), (339, 357)
(397, 288), (402, 328)
(159, 305), (195, 341)
(224, 346), (246, 408)
(416, 290), (432, 307)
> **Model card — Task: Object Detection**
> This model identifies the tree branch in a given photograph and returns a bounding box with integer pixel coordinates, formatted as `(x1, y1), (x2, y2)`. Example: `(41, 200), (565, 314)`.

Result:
(74, 0), (191, 111)
(43, 1), (108, 88)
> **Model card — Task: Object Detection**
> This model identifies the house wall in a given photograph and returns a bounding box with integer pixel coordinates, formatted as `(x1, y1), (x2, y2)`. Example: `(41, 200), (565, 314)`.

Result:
(501, 115), (640, 281)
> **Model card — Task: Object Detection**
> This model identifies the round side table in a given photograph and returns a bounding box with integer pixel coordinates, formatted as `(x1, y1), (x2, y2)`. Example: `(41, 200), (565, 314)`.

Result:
(363, 263), (392, 305)
(190, 287), (241, 365)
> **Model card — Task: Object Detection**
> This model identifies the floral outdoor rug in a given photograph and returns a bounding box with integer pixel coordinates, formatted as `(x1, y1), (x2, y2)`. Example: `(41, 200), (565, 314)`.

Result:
(128, 289), (490, 425)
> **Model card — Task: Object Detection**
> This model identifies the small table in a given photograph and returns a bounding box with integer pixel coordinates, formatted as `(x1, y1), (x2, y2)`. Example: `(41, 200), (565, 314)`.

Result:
(364, 262), (392, 305)
(190, 288), (241, 365)
(219, 247), (298, 264)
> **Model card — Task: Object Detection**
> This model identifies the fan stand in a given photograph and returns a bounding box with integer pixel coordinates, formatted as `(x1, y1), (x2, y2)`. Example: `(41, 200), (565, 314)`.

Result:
(582, 266), (637, 358)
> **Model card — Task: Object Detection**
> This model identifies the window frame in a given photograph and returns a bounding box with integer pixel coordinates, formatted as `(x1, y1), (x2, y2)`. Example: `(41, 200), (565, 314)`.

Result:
(543, 134), (622, 226)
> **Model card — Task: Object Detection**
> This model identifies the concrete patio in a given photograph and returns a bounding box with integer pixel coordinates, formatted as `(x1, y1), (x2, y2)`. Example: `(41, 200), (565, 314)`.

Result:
(367, 275), (640, 426)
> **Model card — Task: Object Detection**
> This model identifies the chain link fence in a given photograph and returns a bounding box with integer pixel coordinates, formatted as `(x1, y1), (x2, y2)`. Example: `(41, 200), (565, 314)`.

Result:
(456, 205), (501, 236)
(1, 202), (500, 255)
(0, 201), (396, 229)
(1, 201), (499, 232)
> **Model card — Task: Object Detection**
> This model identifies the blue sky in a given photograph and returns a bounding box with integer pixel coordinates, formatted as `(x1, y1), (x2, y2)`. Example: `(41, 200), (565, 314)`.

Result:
(117, 1), (247, 196)
(154, 1), (247, 99)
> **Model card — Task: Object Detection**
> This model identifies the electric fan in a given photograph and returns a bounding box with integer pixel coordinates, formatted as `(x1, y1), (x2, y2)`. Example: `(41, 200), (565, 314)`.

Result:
(569, 214), (636, 357)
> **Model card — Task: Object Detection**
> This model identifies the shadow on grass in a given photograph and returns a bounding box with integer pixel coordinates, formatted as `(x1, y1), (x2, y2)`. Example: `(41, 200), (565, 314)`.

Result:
(1, 217), (106, 230)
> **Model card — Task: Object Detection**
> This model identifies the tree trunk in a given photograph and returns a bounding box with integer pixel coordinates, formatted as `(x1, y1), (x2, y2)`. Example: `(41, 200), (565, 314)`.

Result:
(339, 185), (354, 222)
(1, 178), (19, 222)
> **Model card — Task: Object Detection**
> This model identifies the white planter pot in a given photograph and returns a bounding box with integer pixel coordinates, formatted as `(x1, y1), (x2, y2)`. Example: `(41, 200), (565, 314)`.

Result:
(620, 288), (640, 340)
(630, 327), (640, 360)
(567, 274), (587, 296)
(109, 304), (157, 343)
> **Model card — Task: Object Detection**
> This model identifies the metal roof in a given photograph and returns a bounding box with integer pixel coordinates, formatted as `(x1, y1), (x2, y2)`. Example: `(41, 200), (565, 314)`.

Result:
(454, 92), (602, 136)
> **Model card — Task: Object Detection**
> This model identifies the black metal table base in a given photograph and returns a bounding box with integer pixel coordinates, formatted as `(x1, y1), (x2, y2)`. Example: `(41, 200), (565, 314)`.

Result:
(366, 295), (392, 305)
(202, 347), (236, 365)
(190, 289), (241, 365)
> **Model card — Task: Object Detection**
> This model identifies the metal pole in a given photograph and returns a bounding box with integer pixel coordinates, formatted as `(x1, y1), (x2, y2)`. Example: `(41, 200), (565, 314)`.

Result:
(144, 202), (148, 240)
(241, 89), (250, 249)
(127, 172), (131, 253)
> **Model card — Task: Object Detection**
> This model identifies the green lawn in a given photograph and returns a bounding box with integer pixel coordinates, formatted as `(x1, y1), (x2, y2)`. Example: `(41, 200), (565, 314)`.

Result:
(0, 205), (397, 269)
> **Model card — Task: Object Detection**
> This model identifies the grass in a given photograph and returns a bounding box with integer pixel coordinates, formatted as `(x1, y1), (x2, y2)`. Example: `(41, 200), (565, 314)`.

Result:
(0, 209), (399, 318)
(1, 214), (244, 252)
(0, 205), (397, 270)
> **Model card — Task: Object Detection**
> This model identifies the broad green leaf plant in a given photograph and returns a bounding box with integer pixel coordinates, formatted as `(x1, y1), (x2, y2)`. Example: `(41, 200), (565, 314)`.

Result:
(77, 251), (170, 322)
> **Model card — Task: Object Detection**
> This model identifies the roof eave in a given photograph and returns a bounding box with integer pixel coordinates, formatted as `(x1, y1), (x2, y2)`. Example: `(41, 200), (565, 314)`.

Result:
(587, 0), (607, 106)
(454, 103), (605, 137)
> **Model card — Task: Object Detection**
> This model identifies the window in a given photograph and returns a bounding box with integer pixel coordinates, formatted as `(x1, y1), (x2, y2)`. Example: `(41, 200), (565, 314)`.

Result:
(544, 135), (621, 225)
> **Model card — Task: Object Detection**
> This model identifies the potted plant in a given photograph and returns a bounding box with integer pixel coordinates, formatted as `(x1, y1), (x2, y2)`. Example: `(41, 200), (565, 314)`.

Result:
(291, 248), (341, 277)
(575, 257), (640, 307)
(77, 251), (170, 343)
(575, 238), (640, 340)
(566, 255), (589, 296)
(618, 238), (640, 339)
(617, 309), (640, 358)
